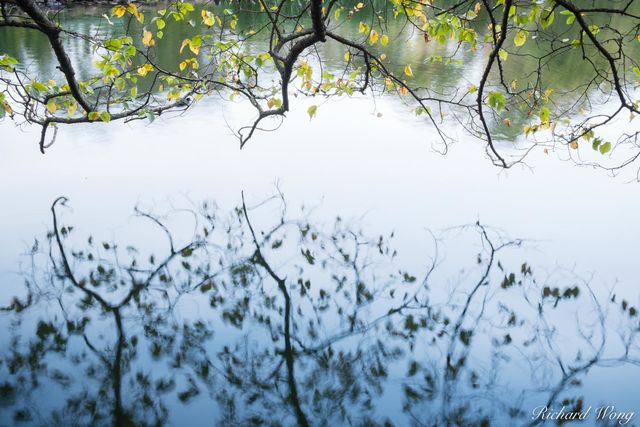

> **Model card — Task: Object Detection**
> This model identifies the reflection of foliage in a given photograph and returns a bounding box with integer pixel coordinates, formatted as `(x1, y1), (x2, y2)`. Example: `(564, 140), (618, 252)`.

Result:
(1, 195), (639, 426)
(1, 0), (640, 169)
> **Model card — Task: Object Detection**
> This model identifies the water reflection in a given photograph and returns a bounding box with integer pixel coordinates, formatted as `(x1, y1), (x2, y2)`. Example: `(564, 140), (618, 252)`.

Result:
(1, 195), (638, 426)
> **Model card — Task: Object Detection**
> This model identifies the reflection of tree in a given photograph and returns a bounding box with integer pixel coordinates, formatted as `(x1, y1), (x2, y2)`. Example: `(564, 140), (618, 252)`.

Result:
(1, 195), (639, 426)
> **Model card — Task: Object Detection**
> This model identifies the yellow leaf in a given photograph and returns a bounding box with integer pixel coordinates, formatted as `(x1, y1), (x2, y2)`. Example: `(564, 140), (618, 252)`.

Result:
(369, 30), (379, 45)
(142, 30), (155, 47)
(127, 3), (142, 22)
(201, 10), (215, 27)
(404, 64), (413, 77)
(379, 53), (386, 61)
(503, 118), (512, 127)
(569, 140), (578, 150)
(180, 39), (190, 54)
(67, 101), (77, 116)
(344, 51), (350, 61)
(46, 100), (57, 113)
(113, 5), (126, 17)
(474, 2), (481, 13)
(2, 100), (13, 115)
(358, 22), (366, 33)
(543, 148), (549, 154)
(380, 34), (389, 46)
(511, 80), (517, 91)
(179, 61), (187, 71)
(514, 30), (527, 47)
(468, 84), (477, 93)
(137, 63), (153, 76)
(543, 88), (554, 100)
(356, 2), (364, 9)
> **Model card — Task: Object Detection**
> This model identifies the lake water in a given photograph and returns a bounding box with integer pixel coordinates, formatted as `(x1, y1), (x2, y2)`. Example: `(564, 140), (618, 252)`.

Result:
(1, 4), (640, 426)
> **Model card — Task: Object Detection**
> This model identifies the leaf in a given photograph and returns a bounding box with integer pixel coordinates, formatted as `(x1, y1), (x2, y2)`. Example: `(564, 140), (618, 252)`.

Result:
(498, 48), (508, 61)
(180, 39), (190, 54)
(344, 51), (350, 61)
(569, 140), (578, 150)
(468, 84), (477, 94)
(127, 3), (141, 22)
(540, 10), (554, 29)
(100, 111), (111, 122)
(137, 63), (153, 76)
(88, 111), (100, 121)
(201, 10), (215, 26)
(112, 5), (126, 17)
(156, 18), (165, 29)
(381, 34), (389, 46)
(142, 30), (155, 47)
(404, 64), (413, 77)
(369, 30), (379, 45)
(31, 81), (48, 92)
(539, 106), (550, 123)
(599, 141), (611, 154)
(0, 54), (18, 71)
(514, 29), (527, 47)
(487, 91), (506, 112)
(2, 100), (13, 116)
(46, 100), (57, 114)
(307, 105), (318, 119)
(104, 38), (122, 51)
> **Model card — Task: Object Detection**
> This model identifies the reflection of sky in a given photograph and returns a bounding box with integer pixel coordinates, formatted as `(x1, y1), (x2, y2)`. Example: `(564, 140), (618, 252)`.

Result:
(1, 91), (640, 424)
(2, 93), (640, 294)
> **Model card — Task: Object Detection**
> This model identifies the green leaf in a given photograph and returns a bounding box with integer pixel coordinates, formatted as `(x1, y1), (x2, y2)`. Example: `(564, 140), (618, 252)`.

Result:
(539, 106), (550, 123)
(514, 30), (527, 47)
(100, 111), (111, 122)
(31, 81), (48, 92)
(599, 141), (611, 154)
(307, 105), (318, 119)
(540, 10), (554, 29)
(0, 54), (18, 71)
(104, 38), (122, 51)
(487, 91), (506, 112)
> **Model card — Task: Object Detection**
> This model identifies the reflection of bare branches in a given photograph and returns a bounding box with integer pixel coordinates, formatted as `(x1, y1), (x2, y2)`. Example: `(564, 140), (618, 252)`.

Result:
(241, 192), (310, 427)
(1, 195), (639, 425)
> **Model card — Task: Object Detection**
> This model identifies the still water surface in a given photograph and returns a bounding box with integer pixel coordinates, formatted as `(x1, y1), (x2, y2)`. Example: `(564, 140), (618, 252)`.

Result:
(1, 5), (640, 426)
